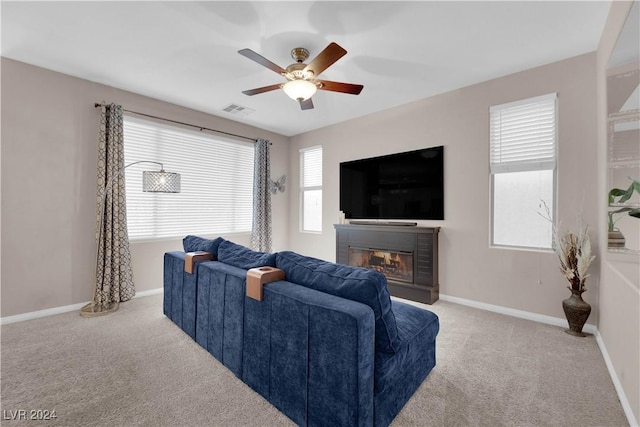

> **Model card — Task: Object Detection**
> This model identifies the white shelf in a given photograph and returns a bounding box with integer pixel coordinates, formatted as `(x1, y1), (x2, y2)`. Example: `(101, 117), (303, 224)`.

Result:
(607, 248), (640, 262)
(608, 247), (639, 254)
(608, 160), (640, 168)
(609, 203), (640, 208)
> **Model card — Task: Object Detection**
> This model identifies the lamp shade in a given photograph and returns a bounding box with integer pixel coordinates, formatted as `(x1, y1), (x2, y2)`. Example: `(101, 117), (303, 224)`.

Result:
(282, 79), (317, 101)
(143, 170), (181, 193)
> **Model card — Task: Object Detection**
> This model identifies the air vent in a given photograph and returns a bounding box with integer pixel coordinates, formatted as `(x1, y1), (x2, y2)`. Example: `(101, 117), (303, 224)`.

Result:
(222, 103), (255, 116)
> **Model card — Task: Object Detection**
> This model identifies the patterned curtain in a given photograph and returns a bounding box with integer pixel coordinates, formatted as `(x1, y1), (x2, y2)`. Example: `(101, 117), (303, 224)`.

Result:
(251, 138), (272, 252)
(93, 104), (135, 306)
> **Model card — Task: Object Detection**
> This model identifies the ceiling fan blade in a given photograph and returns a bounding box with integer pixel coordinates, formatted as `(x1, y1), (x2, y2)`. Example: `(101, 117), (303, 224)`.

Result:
(299, 98), (314, 110)
(242, 84), (282, 96)
(318, 80), (364, 95)
(303, 42), (347, 77)
(238, 48), (286, 75)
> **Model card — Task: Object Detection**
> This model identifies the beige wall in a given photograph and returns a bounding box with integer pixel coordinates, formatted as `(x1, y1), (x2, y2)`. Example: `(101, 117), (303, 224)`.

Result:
(289, 53), (600, 322)
(596, 1), (639, 423)
(0, 58), (290, 317)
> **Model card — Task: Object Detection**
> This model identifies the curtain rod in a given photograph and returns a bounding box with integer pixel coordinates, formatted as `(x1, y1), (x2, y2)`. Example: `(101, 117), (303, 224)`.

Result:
(93, 102), (259, 143)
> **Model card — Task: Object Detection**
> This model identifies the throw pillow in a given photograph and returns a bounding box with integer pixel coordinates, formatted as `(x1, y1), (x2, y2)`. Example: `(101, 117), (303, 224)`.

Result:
(218, 240), (276, 270)
(183, 235), (225, 257)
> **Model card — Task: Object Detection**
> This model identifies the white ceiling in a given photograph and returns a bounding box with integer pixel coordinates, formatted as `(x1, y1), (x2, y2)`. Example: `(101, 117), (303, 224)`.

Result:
(1, 1), (611, 137)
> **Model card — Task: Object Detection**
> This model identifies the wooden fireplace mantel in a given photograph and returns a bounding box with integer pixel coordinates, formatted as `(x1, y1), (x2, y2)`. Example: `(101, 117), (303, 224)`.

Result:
(334, 223), (440, 304)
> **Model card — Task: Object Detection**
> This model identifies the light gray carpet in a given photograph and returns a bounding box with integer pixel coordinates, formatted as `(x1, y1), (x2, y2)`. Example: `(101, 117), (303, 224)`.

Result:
(1, 295), (628, 427)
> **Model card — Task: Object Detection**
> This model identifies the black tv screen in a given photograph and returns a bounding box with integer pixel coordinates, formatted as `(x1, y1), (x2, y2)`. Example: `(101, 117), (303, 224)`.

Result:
(340, 146), (444, 220)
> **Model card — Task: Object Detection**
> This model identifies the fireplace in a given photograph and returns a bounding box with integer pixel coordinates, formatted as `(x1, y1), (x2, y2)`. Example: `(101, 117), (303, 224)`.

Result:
(335, 224), (440, 304)
(348, 247), (413, 284)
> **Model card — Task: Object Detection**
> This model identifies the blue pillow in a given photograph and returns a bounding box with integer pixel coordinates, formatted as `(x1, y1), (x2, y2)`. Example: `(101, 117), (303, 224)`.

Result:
(275, 251), (399, 354)
(183, 235), (224, 257)
(218, 240), (276, 270)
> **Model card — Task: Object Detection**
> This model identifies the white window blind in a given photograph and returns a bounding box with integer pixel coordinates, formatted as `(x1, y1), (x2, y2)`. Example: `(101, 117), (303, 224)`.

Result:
(300, 146), (323, 232)
(302, 146), (323, 187)
(490, 93), (557, 173)
(489, 93), (557, 250)
(123, 116), (255, 240)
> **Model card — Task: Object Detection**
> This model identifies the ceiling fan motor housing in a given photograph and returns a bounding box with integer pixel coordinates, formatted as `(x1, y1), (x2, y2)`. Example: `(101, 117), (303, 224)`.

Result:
(285, 63), (314, 81)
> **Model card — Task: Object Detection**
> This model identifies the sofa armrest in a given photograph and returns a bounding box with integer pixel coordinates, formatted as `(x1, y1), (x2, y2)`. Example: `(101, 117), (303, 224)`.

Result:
(164, 251), (205, 339)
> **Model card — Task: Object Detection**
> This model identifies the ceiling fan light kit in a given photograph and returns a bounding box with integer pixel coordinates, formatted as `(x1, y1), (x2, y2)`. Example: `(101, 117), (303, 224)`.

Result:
(239, 42), (363, 110)
(282, 79), (317, 101)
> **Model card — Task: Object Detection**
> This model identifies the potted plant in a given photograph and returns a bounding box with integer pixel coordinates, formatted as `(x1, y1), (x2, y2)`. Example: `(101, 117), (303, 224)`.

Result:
(608, 176), (640, 248)
(540, 201), (596, 337)
(551, 220), (596, 337)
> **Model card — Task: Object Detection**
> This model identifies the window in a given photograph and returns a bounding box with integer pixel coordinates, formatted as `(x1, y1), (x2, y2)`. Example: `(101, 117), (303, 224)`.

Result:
(490, 93), (557, 249)
(123, 116), (255, 240)
(300, 146), (323, 232)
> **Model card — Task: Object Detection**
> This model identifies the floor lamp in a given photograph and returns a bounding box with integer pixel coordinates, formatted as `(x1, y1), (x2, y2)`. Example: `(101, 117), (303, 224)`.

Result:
(80, 161), (181, 317)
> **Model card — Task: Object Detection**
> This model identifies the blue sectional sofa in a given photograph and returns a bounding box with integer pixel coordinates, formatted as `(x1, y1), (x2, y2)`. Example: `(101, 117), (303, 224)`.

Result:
(163, 236), (439, 426)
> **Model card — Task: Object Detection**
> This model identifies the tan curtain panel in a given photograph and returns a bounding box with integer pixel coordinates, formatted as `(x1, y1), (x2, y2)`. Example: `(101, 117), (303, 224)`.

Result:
(250, 138), (272, 252)
(94, 104), (135, 306)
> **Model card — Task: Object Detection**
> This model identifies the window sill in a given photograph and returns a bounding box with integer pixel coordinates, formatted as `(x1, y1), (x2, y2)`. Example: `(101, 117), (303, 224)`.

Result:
(300, 230), (322, 235)
(490, 244), (554, 254)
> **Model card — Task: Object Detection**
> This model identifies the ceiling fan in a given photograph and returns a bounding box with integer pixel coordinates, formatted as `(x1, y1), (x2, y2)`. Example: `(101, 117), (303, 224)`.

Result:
(238, 42), (363, 110)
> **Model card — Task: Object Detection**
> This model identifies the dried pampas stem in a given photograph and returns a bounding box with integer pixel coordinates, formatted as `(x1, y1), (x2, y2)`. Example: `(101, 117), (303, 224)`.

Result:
(540, 201), (595, 293)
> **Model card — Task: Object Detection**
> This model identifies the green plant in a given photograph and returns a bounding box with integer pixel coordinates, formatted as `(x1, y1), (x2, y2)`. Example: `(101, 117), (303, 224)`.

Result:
(608, 177), (640, 232)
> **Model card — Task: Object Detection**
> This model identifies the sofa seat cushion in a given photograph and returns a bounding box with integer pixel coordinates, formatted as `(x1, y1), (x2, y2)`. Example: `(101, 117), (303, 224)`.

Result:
(276, 250), (399, 353)
(183, 235), (225, 256)
(218, 240), (276, 270)
(374, 300), (439, 394)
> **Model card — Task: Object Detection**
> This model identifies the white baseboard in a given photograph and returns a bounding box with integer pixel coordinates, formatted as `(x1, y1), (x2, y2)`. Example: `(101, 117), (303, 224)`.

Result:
(0, 287), (164, 326)
(135, 287), (164, 298)
(595, 330), (639, 427)
(439, 293), (636, 426)
(438, 293), (597, 334)
(0, 301), (88, 325)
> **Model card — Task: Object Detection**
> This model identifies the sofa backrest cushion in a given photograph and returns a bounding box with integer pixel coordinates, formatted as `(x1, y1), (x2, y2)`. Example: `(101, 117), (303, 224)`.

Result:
(275, 251), (399, 353)
(183, 235), (224, 257)
(218, 240), (277, 270)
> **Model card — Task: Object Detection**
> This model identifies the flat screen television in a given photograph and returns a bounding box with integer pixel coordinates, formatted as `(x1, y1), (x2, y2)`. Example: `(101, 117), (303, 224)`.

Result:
(339, 146), (444, 220)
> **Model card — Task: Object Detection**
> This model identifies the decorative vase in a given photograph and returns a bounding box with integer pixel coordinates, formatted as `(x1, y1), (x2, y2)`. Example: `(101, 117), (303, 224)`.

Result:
(608, 230), (625, 248)
(562, 288), (591, 337)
